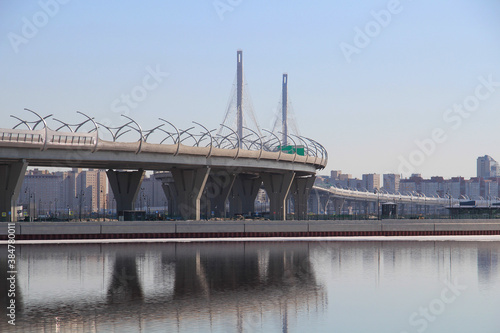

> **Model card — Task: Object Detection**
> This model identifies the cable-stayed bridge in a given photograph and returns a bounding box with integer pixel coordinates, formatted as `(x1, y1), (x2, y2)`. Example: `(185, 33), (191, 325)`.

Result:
(0, 51), (326, 221)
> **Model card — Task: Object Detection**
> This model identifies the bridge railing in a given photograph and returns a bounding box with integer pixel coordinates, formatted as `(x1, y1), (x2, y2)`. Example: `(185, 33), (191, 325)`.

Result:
(0, 128), (45, 146)
(314, 186), (453, 205)
(46, 129), (98, 150)
(1, 110), (328, 169)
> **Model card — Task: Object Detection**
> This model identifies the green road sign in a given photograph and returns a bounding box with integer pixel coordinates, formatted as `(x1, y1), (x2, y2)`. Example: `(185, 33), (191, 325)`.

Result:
(278, 145), (305, 156)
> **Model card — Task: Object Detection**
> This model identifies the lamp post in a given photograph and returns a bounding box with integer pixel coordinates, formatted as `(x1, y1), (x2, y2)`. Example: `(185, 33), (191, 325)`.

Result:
(32, 192), (36, 221)
(98, 186), (102, 222)
(421, 194), (426, 218)
(24, 188), (31, 221)
(410, 194), (413, 218)
(140, 187), (145, 211)
(375, 189), (380, 220)
(101, 186), (106, 221)
(77, 190), (84, 221)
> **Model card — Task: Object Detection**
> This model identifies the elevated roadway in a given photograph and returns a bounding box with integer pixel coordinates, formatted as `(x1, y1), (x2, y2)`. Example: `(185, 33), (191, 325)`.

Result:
(0, 110), (327, 221)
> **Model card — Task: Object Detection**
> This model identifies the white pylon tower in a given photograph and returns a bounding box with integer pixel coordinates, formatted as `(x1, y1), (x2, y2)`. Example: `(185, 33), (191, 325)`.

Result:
(219, 50), (262, 147)
(236, 50), (243, 148)
(282, 73), (288, 146)
(272, 73), (300, 145)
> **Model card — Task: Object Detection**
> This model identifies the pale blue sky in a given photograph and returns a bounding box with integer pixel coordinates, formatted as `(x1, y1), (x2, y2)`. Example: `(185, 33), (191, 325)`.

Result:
(1, 0), (500, 179)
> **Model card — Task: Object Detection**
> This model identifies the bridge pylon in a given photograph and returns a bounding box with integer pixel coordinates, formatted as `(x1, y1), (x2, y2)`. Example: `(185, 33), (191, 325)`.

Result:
(262, 172), (295, 220)
(0, 160), (28, 222)
(106, 169), (145, 218)
(170, 167), (211, 220)
(290, 175), (316, 220)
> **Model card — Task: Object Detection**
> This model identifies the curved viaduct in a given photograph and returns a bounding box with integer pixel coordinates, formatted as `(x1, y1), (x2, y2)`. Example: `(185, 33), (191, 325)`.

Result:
(0, 110), (327, 221)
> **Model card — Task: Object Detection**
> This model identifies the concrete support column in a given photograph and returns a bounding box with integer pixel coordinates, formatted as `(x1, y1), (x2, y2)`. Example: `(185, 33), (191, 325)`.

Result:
(161, 182), (177, 217)
(106, 169), (145, 217)
(206, 171), (236, 218)
(324, 194), (333, 215)
(262, 172), (295, 220)
(0, 161), (28, 222)
(290, 175), (315, 220)
(155, 172), (177, 217)
(171, 167), (211, 220)
(333, 198), (345, 215)
(364, 201), (370, 216)
(309, 189), (321, 215)
(229, 174), (261, 217)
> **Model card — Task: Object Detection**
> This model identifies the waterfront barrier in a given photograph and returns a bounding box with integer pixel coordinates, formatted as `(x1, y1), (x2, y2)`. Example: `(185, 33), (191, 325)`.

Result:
(2, 219), (500, 241)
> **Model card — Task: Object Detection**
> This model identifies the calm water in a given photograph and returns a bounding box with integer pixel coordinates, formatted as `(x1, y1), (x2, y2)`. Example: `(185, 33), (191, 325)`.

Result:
(1, 239), (500, 332)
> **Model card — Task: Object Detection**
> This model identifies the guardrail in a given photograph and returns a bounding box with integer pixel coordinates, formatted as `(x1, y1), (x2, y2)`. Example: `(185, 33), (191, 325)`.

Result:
(314, 186), (461, 206)
(0, 109), (327, 169)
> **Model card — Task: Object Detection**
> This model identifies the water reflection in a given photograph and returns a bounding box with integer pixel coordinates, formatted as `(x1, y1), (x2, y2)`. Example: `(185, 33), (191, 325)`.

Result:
(1, 240), (499, 332)
(5, 242), (324, 332)
(477, 243), (499, 288)
(107, 255), (143, 304)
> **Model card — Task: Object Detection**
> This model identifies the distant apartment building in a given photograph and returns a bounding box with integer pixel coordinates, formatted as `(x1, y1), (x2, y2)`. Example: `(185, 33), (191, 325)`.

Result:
(383, 174), (400, 193)
(399, 174), (423, 194)
(328, 170), (380, 192)
(330, 170), (349, 188)
(330, 170), (342, 180)
(315, 175), (331, 187)
(465, 178), (481, 199)
(483, 179), (499, 199)
(133, 173), (167, 210)
(441, 177), (464, 199)
(420, 177), (445, 197)
(17, 168), (108, 217)
(477, 155), (499, 178)
(77, 169), (108, 213)
(362, 174), (380, 192)
(18, 169), (64, 216)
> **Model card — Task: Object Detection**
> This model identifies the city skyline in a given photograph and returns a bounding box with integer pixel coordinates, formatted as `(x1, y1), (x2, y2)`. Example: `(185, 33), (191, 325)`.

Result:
(1, 1), (500, 179)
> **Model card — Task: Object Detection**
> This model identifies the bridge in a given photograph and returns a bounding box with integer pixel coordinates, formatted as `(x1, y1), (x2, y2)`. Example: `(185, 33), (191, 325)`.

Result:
(0, 51), (327, 221)
(310, 185), (500, 218)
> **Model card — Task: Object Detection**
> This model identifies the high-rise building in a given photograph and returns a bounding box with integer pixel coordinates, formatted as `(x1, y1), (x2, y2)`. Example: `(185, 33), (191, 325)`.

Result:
(362, 174), (380, 192)
(77, 169), (107, 214)
(134, 173), (167, 211)
(18, 169), (64, 217)
(383, 174), (400, 193)
(477, 155), (499, 178)
(465, 178), (481, 199)
(17, 168), (108, 218)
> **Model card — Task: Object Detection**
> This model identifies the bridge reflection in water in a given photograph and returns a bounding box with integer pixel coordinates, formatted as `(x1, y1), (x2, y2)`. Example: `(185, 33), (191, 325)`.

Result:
(3, 243), (326, 332)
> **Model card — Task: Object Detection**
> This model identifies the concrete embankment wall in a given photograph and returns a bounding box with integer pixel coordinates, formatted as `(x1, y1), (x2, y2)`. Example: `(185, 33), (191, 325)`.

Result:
(2, 219), (500, 241)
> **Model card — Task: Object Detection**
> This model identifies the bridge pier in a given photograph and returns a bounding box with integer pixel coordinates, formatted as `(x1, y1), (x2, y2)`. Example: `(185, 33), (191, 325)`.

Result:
(262, 172), (295, 220)
(229, 174), (261, 217)
(290, 175), (315, 220)
(0, 160), (28, 222)
(333, 198), (345, 215)
(171, 167), (211, 220)
(107, 169), (145, 218)
(157, 173), (178, 217)
(206, 171), (236, 218)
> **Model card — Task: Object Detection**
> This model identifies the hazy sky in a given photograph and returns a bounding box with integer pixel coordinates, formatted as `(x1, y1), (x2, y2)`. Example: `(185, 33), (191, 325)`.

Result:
(1, 0), (500, 179)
